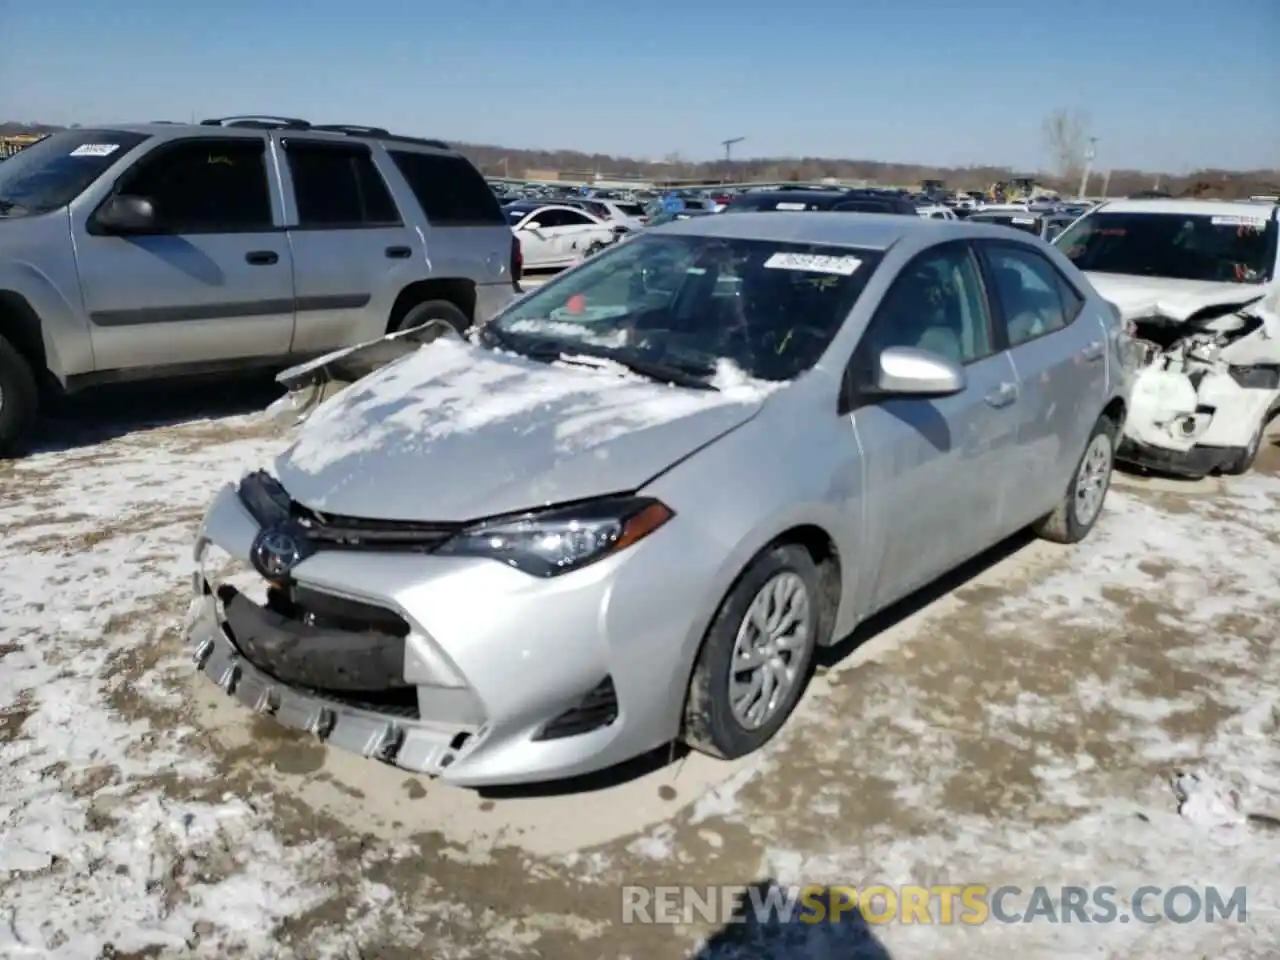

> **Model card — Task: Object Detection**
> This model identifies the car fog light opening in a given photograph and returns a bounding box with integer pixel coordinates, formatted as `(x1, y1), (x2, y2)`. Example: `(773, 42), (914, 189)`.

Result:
(434, 496), (674, 577)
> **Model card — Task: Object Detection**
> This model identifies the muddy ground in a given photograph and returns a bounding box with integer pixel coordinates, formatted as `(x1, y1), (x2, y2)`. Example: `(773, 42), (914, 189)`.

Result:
(1, 380), (1277, 959)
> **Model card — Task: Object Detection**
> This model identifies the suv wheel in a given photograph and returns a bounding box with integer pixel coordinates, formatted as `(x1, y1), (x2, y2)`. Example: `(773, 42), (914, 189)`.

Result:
(682, 544), (820, 760)
(0, 332), (39, 457)
(392, 300), (472, 340)
(1034, 414), (1117, 544)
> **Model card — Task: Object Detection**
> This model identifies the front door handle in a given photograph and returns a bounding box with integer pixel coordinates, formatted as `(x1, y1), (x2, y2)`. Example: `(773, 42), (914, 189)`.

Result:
(1081, 340), (1105, 361)
(245, 250), (279, 265)
(385, 246), (411, 259)
(984, 382), (1018, 408)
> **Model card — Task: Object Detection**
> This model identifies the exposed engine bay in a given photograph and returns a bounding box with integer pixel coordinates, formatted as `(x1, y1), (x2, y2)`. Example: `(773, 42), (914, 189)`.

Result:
(1119, 286), (1280, 476)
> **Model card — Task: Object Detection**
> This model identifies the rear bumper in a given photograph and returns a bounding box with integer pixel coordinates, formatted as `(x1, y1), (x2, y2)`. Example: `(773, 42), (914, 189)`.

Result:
(1116, 438), (1242, 479)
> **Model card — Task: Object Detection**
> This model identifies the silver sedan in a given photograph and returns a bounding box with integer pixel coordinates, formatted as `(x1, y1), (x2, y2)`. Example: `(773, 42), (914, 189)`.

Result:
(187, 213), (1131, 787)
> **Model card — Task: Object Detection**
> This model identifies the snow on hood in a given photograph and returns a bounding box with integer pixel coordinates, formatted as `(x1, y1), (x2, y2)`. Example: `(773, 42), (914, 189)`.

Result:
(274, 339), (777, 522)
(1086, 273), (1269, 323)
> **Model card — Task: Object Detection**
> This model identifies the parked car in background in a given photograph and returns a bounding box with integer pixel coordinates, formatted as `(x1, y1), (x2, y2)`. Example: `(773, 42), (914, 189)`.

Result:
(504, 201), (620, 269)
(560, 197), (648, 231)
(189, 212), (1129, 787)
(1055, 197), (1280, 478)
(0, 116), (517, 456)
(968, 208), (1079, 242)
(723, 190), (918, 215)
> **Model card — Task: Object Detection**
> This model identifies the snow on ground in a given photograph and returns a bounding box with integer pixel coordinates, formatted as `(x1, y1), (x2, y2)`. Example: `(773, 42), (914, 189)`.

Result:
(1, 384), (1277, 959)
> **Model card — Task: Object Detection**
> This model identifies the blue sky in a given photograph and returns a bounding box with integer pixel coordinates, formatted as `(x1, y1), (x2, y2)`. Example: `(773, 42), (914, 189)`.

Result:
(2, 0), (1275, 172)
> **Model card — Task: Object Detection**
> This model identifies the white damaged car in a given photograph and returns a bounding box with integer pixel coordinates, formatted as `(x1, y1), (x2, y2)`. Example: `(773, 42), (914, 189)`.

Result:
(1056, 199), (1280, 478)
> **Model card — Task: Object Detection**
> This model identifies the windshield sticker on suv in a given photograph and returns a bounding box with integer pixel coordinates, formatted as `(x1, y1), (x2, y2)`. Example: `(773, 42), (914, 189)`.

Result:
(1211, 215), (1267, 227)
(764, 252), (862, 275)
(1012, 217), (1036, 224)
(69, 144), (120, 157)
(774, 202), (810, 211)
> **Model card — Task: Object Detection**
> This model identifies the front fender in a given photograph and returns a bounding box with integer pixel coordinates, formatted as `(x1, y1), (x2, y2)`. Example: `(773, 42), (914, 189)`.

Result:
(0, 260), (93, 383)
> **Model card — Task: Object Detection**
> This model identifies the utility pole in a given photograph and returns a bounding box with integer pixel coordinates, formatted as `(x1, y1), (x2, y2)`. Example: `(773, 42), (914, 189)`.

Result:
(721, 137), (744, 184)
(1078, 136), (1097, 200)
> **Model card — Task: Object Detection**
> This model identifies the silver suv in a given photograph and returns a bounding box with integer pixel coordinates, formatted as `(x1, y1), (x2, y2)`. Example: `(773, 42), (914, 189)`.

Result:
(0, 116), (521, 454)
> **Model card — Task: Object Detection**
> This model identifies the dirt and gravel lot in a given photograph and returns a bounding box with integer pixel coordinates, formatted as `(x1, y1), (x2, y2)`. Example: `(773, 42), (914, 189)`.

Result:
(1, 377), (1278, 960)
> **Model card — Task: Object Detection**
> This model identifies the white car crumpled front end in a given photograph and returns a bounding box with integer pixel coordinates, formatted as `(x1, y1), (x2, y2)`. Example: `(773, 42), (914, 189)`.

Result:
(1094, 275), (1280, 477)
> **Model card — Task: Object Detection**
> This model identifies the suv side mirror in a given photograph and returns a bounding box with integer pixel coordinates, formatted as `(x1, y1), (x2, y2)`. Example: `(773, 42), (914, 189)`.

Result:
(95, 195), (156, 234)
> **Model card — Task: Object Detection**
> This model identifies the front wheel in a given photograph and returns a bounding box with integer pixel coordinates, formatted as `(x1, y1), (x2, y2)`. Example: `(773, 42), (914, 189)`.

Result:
(1034, 415), (1117, 544)
(0, 332), (39, 458)
(682, 544), (821, 760)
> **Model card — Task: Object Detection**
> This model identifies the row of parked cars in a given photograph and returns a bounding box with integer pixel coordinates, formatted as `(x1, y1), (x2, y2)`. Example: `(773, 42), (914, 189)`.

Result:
(2, 116), (1277, 789)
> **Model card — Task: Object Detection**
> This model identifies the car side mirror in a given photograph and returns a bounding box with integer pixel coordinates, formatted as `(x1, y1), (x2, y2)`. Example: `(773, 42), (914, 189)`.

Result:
(872, 346), (966, 396)
(95, 194), (156, 234)
(522, 221), (541, 231)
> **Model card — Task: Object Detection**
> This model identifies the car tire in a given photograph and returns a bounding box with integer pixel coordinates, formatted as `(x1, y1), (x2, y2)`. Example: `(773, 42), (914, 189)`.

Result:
(391, 299), (472, 340)
(682, 544), (821, 761)
(1034, 414), (1117, 544)
(0, 332), (39, 458)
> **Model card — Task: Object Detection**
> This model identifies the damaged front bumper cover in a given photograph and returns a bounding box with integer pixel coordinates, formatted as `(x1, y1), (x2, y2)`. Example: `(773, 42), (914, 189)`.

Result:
(1116, 437), (1246, 478)
(188, 592), (479, 776)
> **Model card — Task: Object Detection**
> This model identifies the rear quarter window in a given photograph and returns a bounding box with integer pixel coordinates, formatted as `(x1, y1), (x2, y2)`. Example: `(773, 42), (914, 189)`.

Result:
(387, 151), (505, 226)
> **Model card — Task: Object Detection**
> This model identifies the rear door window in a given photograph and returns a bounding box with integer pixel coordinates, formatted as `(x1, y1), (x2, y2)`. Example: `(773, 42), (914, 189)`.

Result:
(284, 141), (401, 227)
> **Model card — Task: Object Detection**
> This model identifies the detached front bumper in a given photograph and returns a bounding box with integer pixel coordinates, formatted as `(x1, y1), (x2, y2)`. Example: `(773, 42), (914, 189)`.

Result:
(1116, 437), (1243, 478)
(186, 483), (710, 787)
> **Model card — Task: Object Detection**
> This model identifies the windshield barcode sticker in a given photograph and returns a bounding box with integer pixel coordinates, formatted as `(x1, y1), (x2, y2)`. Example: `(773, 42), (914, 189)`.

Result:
(69, 144), (120, 157)
(774, 202), (810, 211)
(764, 252), (862, 275)
(1012, 217), (1036, 224)
(1211, 215), (1266, 226)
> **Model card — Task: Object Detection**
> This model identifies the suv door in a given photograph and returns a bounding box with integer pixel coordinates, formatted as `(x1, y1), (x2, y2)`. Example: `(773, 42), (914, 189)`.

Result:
(278, 138), (416, 353)
(975, 240), (1106, 528)
(74, 135), (294, 370)
(847, 241), (1021, 611)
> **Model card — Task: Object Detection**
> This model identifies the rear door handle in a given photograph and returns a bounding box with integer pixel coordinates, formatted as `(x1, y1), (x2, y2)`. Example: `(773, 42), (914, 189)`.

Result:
(984, 382), (1018, 408)
(1081, 340), (1104, 361)
(385, 246), (412, 259)
(245, 250), (279, 265)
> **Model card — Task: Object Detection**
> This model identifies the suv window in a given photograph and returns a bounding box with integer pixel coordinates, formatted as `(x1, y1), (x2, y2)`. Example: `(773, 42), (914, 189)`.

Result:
(861, 243), (993, 364)
(117, 138), (272, 232)
(0, 129), (150, 218)
(387, 150), (505, 226)
(984, 244), (1082, 346)
(285, 142), (400, 228)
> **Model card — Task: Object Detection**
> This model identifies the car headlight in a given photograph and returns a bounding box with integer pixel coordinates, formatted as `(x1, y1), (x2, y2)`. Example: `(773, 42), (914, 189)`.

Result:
(434, 496), (673, 577)
(237, 470), (292, 526)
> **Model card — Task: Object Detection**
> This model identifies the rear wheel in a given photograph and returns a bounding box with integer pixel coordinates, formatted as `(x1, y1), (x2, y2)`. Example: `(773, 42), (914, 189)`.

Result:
(1034, 415), (1116, 544)
(0, 332), (39, 458)
(391, 299), (472, 340)
(682, 545), (820, 760)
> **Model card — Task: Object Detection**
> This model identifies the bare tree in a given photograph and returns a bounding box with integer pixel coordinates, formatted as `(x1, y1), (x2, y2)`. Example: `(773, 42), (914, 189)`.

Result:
(1042, 109), (1090, 180)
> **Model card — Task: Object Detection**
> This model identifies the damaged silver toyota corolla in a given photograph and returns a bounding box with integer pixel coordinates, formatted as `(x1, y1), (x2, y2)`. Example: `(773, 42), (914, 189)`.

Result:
(1056, 198), (1280, 478)
(186, 213), (1128, 787)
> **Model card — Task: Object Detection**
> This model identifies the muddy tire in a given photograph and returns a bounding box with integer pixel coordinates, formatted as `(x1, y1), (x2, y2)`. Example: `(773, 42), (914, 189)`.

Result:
(1034, 415), (1117, 544)
(682, 544), (820, 760)
(0, 332), (39, 458)
(391, 299), (472, 339)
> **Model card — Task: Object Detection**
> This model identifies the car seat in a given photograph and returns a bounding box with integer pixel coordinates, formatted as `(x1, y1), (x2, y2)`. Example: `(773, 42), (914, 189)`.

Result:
(994, 265), (1044, 342)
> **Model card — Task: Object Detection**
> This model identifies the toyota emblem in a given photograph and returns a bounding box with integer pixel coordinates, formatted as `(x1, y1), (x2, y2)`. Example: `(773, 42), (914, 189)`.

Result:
(250, 526), (304, 581)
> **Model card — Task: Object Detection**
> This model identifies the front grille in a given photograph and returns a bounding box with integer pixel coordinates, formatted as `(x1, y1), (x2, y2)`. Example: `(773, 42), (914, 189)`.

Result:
(306, 686), (420, 719)
(534, 677), (619, 741)
(289, 501), (461, 553)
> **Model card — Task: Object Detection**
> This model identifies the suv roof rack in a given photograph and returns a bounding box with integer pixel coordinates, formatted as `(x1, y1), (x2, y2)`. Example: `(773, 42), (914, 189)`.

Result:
(195, 116), (449, 149)
(200, 115), (312, 130)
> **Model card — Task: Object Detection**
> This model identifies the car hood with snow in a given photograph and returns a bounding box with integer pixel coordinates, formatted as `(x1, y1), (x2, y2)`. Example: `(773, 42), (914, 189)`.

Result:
(1087, 273), (1271, 324)
(273, 338), (771, 522)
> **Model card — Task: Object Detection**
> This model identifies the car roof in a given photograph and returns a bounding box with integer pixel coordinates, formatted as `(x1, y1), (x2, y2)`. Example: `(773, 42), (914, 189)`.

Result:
(1095, 198), (1279, 220)
(653, 211), (983, 250)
